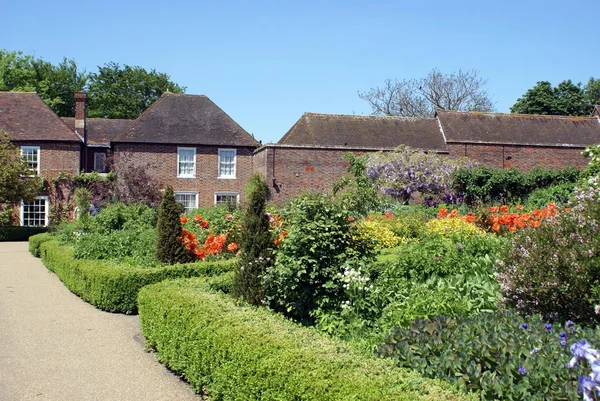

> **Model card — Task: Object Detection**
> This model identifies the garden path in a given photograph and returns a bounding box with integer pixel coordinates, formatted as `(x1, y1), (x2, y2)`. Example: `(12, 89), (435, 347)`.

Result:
(0, 242), (201, 401)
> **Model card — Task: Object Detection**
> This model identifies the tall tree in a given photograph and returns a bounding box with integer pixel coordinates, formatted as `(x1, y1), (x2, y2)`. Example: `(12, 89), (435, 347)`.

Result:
(358, 69), (494, 117)
(511, 79), (599, 116)
(87, 62), (185, 119)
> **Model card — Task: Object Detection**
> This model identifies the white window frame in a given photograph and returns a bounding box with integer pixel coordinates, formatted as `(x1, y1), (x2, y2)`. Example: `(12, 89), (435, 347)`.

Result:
(217, 148), (237, 179)
(175, 191), (199, 214)
(177, 147), (196, 178)
(94, 152), (106, 172)
(214, 192), (240, 206)
(21, 196), (49, 227)
(21, 146), (40, 176)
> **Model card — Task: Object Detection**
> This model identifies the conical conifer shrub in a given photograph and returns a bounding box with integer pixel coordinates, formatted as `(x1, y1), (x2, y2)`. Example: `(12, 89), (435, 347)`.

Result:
(155, 186), (193, 265)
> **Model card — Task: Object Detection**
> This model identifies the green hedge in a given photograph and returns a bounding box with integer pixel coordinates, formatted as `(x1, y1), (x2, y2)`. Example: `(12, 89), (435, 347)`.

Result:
(138, 278), (474, 401)
(0, 226), (50, 242)
(38, 240), (236, 314)
(28, 232), (55, 257)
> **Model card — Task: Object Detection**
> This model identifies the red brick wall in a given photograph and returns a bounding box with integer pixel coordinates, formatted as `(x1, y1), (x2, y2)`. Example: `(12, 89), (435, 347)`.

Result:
(112, 143), (255, 206)
(255, 146), (367, 204)
(85, 148), (110, 172)
(447, 143), (588, 170)
(14, 141), (81, 178)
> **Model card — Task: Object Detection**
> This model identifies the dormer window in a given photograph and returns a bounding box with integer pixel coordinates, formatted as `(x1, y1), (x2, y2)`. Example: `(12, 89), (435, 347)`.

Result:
(21, 146), (40, 175)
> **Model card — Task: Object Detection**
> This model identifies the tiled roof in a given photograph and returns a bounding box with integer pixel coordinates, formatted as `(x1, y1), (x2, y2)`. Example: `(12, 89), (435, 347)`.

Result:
(277, 113), (447, 151)
(593, 105), (600, 118)
(62, 117), (132, 146)
(0, 92), (80, 142)
(437, 109), (600, 147)
(112, 93), (258, 147)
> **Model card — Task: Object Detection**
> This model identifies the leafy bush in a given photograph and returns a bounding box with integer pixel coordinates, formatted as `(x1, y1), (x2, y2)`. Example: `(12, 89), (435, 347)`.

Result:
(496, 180), (600, 324)
(264, 194), (374, 323)
(525, 183), (575, 209)
(73, 228), (157, 266)
(137, 277), (473, 401)
(155, 186), (192, 265)
(423, 217), (485, 239)
(232, 173), (273, 305)
(356, 218), (403, 248)
(28, 232), (54, 256)
(378, 309), (595, 400)
(452, 166), (580, 204)
(333, 153), (382, 216)
(92, 203), (157, 234)
(38, 240), (235, 314)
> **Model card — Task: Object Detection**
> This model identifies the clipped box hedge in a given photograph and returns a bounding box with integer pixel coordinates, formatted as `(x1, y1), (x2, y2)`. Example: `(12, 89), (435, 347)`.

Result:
(1, 226), (50, 242)
(28, 232), (55, 257)
(37, 240), (236, 314)
(138, 278), (474, 401)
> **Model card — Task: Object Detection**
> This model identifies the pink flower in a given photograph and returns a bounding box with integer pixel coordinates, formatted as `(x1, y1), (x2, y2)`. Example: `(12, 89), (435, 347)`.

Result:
(226, 214), (233, 220)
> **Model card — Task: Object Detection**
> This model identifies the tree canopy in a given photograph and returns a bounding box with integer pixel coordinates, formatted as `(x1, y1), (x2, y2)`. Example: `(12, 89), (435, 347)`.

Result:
(359, 69), (495, 117)
(0, 50), (185, 119)
(510, 79), (600, 116)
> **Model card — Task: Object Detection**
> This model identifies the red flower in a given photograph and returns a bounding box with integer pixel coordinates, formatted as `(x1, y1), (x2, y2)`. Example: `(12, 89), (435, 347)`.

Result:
(194, 214), (202, 222)
(180, 216), (188, 224)
(227, 243), (238, 252)
(438, 208), (448, 218)
(501, 205), (509, 213)
(201, 220), (209, 229)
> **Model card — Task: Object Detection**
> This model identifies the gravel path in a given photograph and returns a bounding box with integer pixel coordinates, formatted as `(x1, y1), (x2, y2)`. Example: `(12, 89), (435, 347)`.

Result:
(0, 242), (201, 401)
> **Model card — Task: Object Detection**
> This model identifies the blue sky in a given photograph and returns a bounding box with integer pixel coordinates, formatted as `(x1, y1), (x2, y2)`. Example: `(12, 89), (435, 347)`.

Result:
(3, 0), (598, 143)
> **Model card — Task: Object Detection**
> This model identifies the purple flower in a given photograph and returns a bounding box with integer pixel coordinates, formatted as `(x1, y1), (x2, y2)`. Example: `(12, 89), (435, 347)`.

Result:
(434, 255), (440, 261)
(545, 323), (553, 332)
(456, 243), (463, 249)
(567, 320), (575, 328)
(560, 331), (567, 339)
(518, 365), (528, 375)
(561, 339), (567, 348)
(520, 323), (529, 330)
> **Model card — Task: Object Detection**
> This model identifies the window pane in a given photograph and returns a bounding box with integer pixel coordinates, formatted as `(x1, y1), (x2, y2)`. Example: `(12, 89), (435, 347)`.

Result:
(215, 193), (239, 205)
(178, 149), (195, 176)
(21, 147), (39, 175)
(23, 198), (46, 227)
(219, 150), (236, 177)
(175, 193), (197, 214)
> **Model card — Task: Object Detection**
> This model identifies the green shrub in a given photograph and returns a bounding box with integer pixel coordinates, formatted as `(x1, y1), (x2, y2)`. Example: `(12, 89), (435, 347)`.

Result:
(156, 186), (192, 265)
(137, 278), (473, 401)
(452, 166), (580, 204)
(378, 309), (594, 400)
(524, 182), (575, 209)
(73, 228), (157, 266)
(28, 232), (54, 257)
(496, 181), (600, 324)
(264, 194), (374, 323)
(92, 202), (157, 233)
(39, 240), (235, 314)
(0, 226), (50, 242)
(232, 173), (273, 305)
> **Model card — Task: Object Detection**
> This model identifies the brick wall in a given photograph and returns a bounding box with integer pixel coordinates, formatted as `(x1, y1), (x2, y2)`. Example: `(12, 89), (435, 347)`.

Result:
(13, 141), (81, 178)
(447, 143), (589, 170)
(112, 143), (255, 206)
(255, 145), (368, 204)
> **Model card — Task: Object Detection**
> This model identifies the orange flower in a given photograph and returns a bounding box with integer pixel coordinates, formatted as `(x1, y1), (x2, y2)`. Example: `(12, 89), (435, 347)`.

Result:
(438, 208), (448, 218)
(464, 213), (477, 223)
(492, 223), (501, 232)
(194, 214), (202, 222)
(348, 216), (355, 222)
(227, 243), (238, 252)
(501, 205), (509, 213)
(274, 239), (280, 246)
(508, 226), (517, 233)
(201, 220), (209, 229)
(448, 209), (458, 218)
(489, 206), (499, 213)
(565, 207), (571, 213)
(384, 211), (394, 219)
(180, 216), (188, 224)
(517, 205), (523, 211)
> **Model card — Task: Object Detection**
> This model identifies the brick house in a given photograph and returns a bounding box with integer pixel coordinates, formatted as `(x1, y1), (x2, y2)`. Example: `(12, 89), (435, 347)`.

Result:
(253, 113), (447, 203)
(110, 93), (259, 212)
(0, 92), (82, 226)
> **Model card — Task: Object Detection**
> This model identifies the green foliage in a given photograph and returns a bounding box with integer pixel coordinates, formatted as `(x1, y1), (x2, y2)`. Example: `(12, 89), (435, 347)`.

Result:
(73, 187), (92, 229)
(496, 182), (600, 324)
(155, 187), (192, 265)
(0, 131), (42, 207)
(524, 183), (575, 209)
(0, 226), (49, 242)
(87, 61), (185, 119)
(92, 203), (157, 234)
(510, 79), (598, 116)
(73, 228), (157, 266)
(333, 153), (381, 216)
(263, 193), (374, 323)
(137, 277), (473, 401)
(38, 239), (235, 314)
(28, 232), (54, 256)
(232, 173), (272, 305)
(452, 166), (580, 204)
(582, 143), (600, 179)
(378, 309), (594, 400)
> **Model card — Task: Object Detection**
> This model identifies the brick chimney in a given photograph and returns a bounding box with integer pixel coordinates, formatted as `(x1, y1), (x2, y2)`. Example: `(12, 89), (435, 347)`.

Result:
(74, 91), (87, 133)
